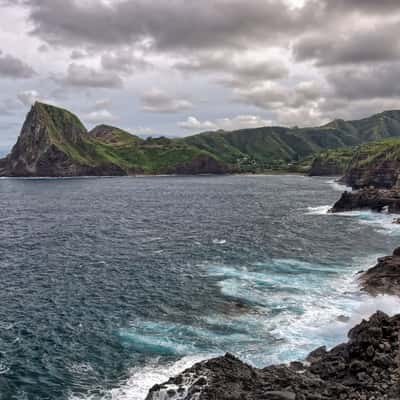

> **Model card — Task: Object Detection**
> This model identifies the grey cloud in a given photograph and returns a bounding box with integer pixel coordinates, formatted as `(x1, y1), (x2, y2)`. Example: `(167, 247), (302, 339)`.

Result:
(177, 54), (288, 87)
(37, 44), (49, 53)
(234, 81), (325, 111)
(20, 0), (319, 51)
(294, 24), (400, 66)
(327, 64), (400, 100)
(101, 50), (151, 73)
(70, 50), (88, 60)
(58, 64), (123, 88)
(0, 51), (35, 79)
(141, 89), (192, 113)
(324, 0), (400, 15)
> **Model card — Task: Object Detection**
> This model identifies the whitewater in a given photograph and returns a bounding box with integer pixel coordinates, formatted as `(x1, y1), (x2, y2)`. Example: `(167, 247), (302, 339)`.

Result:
(0, 175), (399, 400)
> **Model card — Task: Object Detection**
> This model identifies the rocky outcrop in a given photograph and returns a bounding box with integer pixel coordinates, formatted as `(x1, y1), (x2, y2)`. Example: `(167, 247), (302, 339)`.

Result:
(330, 188), (400, 213)
(0, 102), (126, 177)
(342, 160), (400, 190)
(309, 157), (347, 176)
(146, 311), (400, 400)
(360, 247), (400, 297)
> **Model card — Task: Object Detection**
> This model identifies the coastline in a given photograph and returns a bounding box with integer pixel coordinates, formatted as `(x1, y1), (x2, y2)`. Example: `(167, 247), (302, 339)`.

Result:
(0, 170), (311, 179)
(143, 182), (400, 400)
(145, 250), (400, 400)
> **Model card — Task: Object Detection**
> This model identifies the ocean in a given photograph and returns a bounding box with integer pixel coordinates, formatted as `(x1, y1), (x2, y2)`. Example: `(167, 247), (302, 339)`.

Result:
(0, 175), (399, 400)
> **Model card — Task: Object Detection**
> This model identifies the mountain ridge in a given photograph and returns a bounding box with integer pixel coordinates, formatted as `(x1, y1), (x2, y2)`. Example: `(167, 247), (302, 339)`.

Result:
(2, 102), (400, 176)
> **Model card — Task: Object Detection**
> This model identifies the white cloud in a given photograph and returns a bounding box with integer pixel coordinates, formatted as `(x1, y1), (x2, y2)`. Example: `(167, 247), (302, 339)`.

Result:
(141, 89), (193, 113)
(94, 99), (112, 110)
(178, 116), (217, 130)
(83, 109), (117, 123)
(178, 115), (272, 131)
(17, 90), (42, 106)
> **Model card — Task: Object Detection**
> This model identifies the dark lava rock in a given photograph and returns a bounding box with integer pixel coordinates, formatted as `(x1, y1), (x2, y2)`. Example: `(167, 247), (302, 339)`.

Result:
(146, 312), (400, 400)
(342, 159), (400, 190)
(309, 157), (347, 177)
(360, 247), (400, 296)
(330, 188), (400, 213)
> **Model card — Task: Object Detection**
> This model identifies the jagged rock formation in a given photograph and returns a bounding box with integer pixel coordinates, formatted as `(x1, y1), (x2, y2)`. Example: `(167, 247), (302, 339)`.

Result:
(146, 311), (400, 400)
(0, 102), (126, 177)
(340, 139), (400, 189)
(343, 160), (400, 190)
(330, 188), (400, 213)
(360, 247), (400, 297)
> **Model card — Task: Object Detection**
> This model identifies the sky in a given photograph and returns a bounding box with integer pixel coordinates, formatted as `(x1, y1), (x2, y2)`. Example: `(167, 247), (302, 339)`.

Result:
(0, 0), (400, 153)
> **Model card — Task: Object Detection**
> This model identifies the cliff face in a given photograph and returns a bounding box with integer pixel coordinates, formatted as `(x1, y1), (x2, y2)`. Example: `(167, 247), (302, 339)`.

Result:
(0, 102), (126, 177)
(340, 139), (400, 189)
(343, 159), (400, 189)
(309, 158), (347, 176)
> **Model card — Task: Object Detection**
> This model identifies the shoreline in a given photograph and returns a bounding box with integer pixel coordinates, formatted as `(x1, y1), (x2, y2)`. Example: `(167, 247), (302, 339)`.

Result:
(0, 171), (326, 180)
(143, 181), (400, 399)
(145, 249), (400, 400)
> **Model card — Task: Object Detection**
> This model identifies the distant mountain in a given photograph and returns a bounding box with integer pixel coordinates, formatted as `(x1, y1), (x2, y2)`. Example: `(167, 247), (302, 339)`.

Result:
(2, 103), (400, 177)
(182, 110), (400, 171)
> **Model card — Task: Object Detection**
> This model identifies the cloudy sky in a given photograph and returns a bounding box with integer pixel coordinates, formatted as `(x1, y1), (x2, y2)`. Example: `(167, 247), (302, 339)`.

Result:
(0, 0), (399, 153)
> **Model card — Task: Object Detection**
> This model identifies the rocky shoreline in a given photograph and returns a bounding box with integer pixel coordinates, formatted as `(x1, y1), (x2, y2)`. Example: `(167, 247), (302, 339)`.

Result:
(360, 247), (400, 297)
(330, 188), (400, 213)
(145, 248), (400, 400)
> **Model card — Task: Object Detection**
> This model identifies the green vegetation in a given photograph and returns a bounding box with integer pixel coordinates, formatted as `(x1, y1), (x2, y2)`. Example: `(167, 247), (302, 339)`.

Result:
(346, 138), (400, 169)
(31, 103), (221, 174)
(13, 102), (400, 175)
(181, 111), (400, 173)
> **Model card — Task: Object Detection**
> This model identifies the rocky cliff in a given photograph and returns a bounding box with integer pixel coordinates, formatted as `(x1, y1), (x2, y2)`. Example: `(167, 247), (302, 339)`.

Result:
(340, 139), (400, 189)
(0, 102), (125, 177)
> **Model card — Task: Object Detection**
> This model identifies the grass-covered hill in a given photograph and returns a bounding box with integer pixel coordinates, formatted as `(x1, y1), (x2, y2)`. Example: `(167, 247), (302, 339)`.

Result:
(182, 110), (400, 172)
(0, 102), (228, 176)
(2, 102), (400, 177)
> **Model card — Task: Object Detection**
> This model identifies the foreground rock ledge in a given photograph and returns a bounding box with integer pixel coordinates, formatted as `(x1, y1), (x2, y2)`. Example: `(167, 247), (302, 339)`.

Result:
(330, 188), (400, 213)
(146, 311), (400, 400)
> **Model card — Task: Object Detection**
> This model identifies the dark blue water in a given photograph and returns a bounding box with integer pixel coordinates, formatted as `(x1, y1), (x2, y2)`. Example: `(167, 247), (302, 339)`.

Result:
(0, 175), (399, 400)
